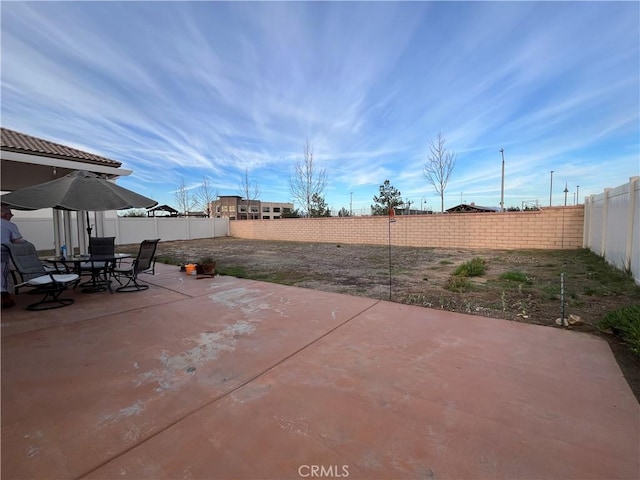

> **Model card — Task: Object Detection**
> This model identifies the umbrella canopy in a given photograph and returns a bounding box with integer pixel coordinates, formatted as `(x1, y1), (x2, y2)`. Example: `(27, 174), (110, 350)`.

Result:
(1, 170), (157, 211)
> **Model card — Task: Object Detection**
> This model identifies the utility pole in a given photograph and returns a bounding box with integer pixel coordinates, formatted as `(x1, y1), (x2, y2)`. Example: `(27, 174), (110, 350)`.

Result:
(500, 148), (505, 212)
(350, 192), (353, 216)
(576, 185), (580, 205)
(563, 183), (569, 206)
(549, 170), (554, 206)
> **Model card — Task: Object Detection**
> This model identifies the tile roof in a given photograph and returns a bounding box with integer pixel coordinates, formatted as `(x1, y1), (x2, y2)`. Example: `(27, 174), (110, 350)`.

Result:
(1, 127), (122, 167)
(446, 203), (501, 213)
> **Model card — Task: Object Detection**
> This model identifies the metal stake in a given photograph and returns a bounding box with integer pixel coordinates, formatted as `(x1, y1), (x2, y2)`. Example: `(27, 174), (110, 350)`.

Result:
(560, 272), (565, 325)
(388, 209), (396, 300)
(500, 148), (505, 212)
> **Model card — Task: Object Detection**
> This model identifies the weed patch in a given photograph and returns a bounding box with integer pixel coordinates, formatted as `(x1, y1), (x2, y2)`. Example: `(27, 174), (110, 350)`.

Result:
(217, 266), (248, 278)
(154, 255), (181, 266)
(598, 306), (640, 355)
(446, 275), (473, 292)
(540, 283), (559, 301)
(454, 257), (486, 277)
(500, 271), (532, 284)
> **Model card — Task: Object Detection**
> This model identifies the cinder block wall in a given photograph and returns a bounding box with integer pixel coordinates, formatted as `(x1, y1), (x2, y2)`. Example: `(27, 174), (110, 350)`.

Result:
(229, 206), (584, 250)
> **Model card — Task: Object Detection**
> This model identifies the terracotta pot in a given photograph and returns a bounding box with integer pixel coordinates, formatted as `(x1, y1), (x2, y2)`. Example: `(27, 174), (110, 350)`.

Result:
(201, 262), (216, 275)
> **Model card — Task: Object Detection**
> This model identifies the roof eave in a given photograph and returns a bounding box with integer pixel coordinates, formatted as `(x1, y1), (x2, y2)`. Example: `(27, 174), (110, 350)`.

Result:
(1, 150), (132, 178)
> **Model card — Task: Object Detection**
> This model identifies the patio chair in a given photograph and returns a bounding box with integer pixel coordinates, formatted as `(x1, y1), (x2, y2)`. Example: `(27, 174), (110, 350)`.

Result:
(88, 236), (116, 256)
(112, 239), (159, 292)
(80, 236), (115, 292)
(1, 242), (79, 310)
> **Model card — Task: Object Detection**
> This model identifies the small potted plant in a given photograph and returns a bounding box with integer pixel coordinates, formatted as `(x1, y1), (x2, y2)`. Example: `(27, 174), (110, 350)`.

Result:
(197, 256), (216, 276)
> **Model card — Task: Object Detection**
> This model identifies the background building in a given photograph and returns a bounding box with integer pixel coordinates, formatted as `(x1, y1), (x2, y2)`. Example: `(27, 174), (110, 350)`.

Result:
(210, 196), (293, 220)
(259, 201), (294, 220)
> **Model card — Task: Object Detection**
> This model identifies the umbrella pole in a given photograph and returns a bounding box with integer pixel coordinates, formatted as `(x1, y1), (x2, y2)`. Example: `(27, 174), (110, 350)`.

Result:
(76, 211), (89, 255)
(52, 210), (63, 256)
(86, 211), (93, 240)
(63, 211), (74, 256)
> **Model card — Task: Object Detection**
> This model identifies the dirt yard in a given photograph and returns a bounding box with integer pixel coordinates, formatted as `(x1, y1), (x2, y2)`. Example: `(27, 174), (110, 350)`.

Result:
(119, 237), (640, 399)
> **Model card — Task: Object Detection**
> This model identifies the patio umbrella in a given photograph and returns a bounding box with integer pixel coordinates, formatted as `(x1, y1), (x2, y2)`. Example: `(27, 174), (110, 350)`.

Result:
(1, 170), (158, 253)
(0, 170), (157, 212)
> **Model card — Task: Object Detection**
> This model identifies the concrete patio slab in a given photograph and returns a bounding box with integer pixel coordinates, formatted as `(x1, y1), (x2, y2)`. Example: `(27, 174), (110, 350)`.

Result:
(1, 265), (191, 338)
(1, 265), (638, 479)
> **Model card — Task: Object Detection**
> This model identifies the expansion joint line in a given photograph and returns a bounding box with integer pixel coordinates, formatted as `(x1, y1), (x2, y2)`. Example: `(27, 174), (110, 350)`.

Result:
(76, 299), (381, 479)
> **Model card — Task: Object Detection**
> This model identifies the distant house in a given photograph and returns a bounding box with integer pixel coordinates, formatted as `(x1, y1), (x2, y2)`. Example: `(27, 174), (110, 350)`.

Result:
(147, 205), (208, 217)
(446, 203), (501, 213)
(147, 204), (179, 217)
(182, 211), (208, 218)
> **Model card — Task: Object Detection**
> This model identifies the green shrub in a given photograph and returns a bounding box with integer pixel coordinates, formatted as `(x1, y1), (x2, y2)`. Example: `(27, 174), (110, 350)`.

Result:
(454, 257), (486, 277)
(500, 271), (532, 284)
(598, 305), (640, 355)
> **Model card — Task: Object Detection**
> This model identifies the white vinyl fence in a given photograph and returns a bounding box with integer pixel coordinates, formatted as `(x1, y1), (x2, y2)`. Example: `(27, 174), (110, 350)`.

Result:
(584, 176), (640, 285)
(104, 216), (229, 245)
(10, 211), (229, 252)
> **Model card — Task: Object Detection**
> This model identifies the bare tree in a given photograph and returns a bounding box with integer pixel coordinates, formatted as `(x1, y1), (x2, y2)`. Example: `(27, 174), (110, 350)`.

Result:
(195, 176), (218, 217)
(289, 140), (327, 217)
(238, 168), (261, 219)
(424, 132), (457, 213)
(174, 178), (197, 215)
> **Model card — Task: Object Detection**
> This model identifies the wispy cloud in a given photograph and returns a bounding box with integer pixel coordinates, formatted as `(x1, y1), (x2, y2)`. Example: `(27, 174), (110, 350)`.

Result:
(2, 1), (638, 212)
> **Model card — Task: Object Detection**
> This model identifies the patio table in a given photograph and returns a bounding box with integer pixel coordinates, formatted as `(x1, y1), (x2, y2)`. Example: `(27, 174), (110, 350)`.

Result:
(42, 253), (131, 293)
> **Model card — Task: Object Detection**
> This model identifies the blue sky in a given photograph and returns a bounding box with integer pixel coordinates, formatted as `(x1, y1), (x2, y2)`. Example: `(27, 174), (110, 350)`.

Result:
(2, 1), (638, 214)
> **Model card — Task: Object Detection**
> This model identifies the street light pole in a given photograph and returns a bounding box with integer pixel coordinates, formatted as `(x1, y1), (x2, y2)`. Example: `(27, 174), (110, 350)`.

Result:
(500, 148), (505, 212)
(564, 183), (569, 206)
(549, 170), (554, 206)
(350, 192), (353, 216)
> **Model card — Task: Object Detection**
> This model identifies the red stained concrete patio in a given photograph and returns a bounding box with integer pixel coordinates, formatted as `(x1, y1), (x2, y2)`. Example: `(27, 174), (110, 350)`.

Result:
(2, 263), (638, 479)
